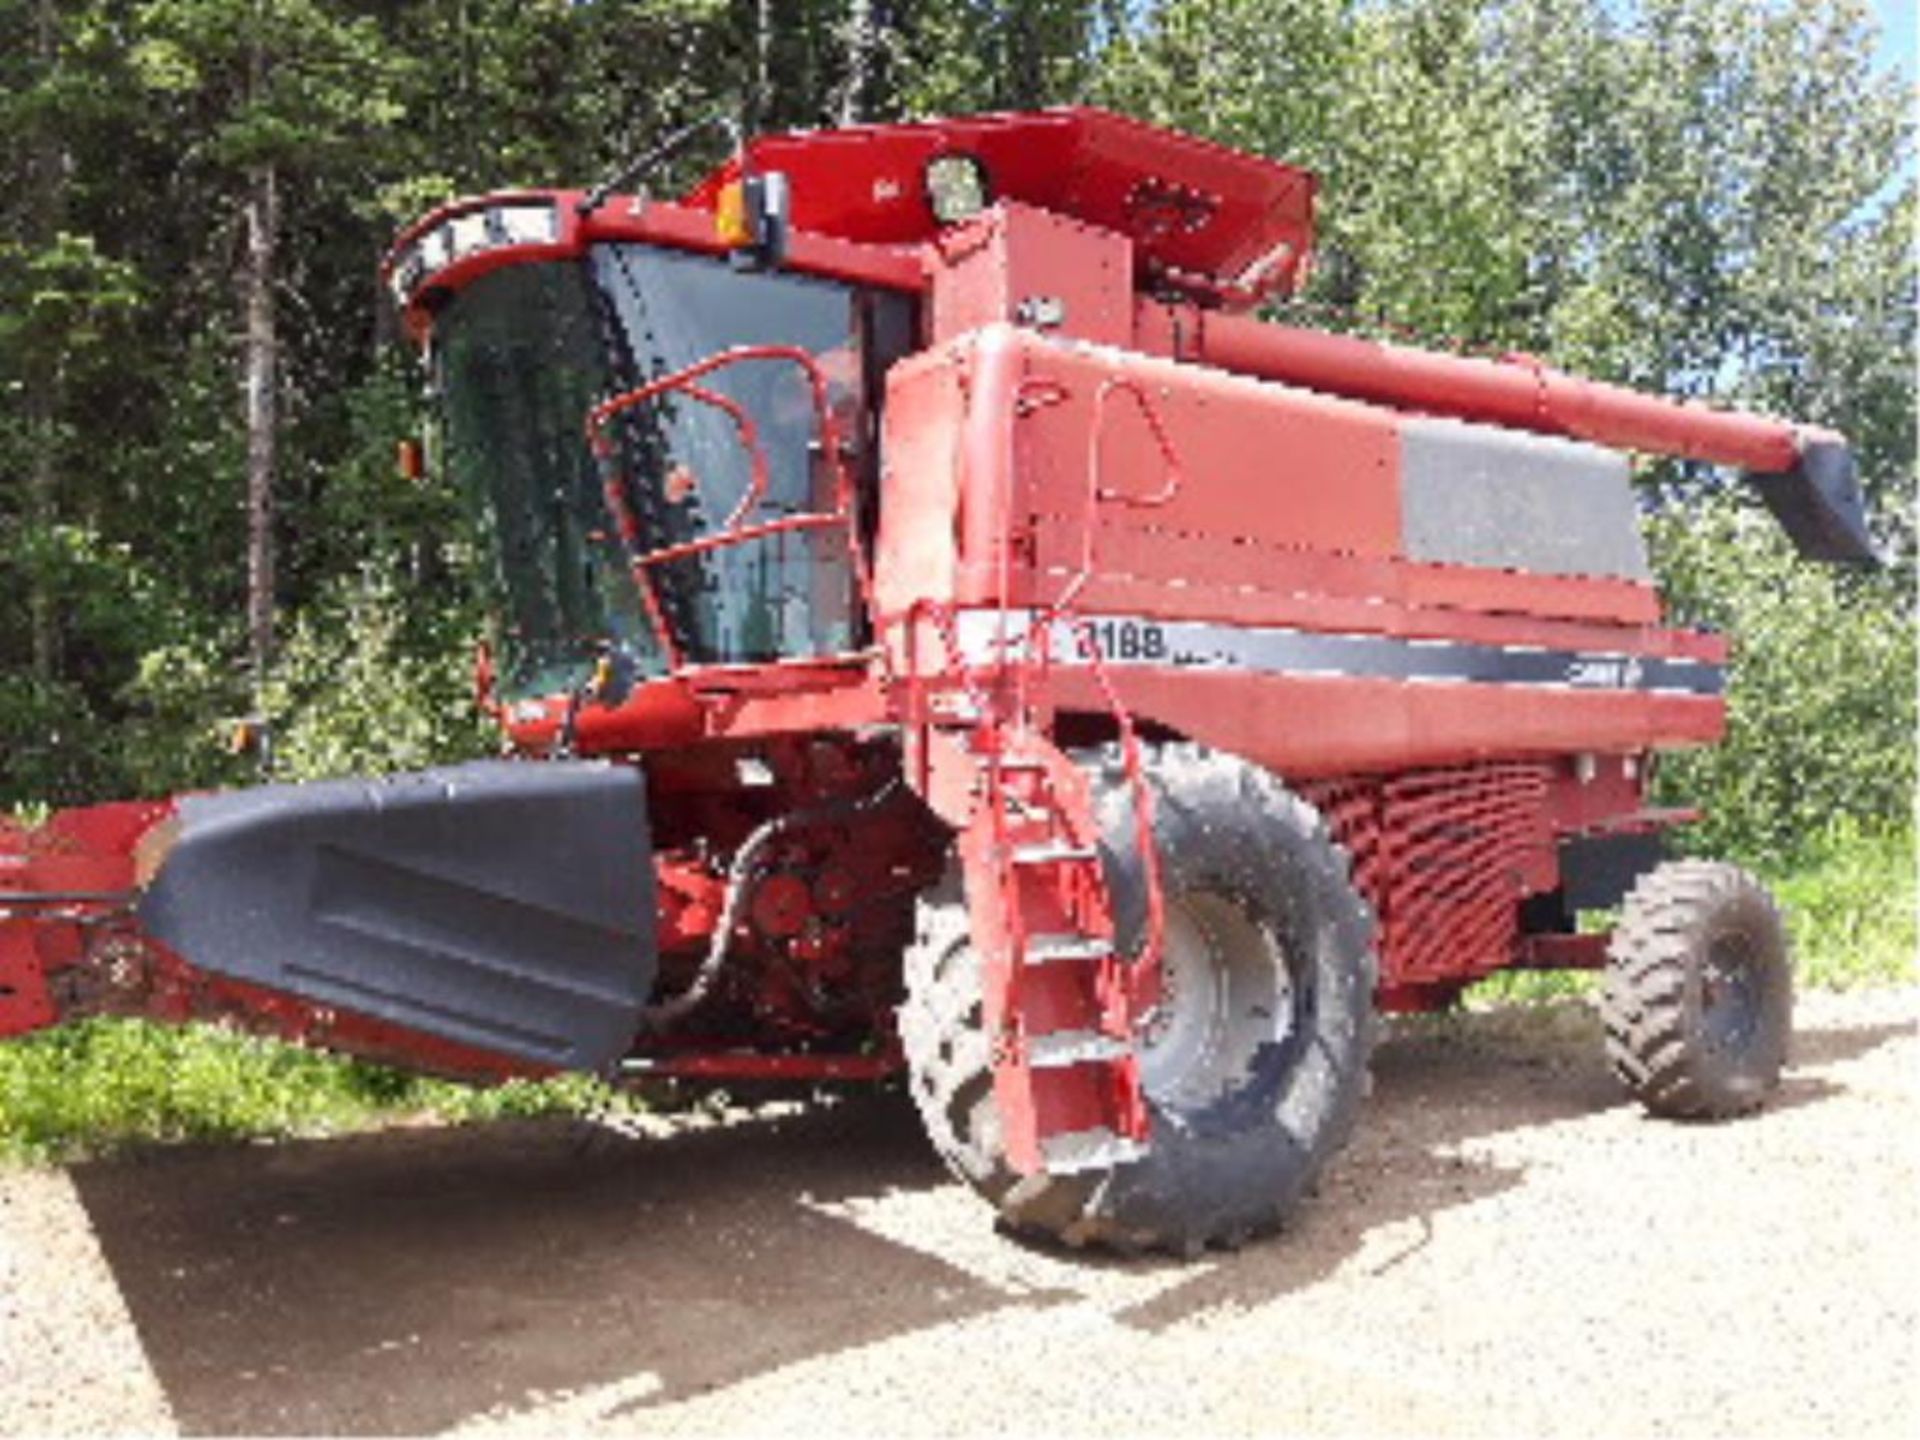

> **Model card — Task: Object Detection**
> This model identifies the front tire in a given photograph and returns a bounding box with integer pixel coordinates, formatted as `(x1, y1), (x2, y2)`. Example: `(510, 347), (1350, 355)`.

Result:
(1602, 860), (1793, 1119)
(899, 745), (1378, 1254)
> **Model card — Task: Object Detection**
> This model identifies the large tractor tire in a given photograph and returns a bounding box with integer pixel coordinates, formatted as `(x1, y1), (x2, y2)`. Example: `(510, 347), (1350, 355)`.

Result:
(899, 744), (1378, 1254)
(1602, 859), (1793, 1119)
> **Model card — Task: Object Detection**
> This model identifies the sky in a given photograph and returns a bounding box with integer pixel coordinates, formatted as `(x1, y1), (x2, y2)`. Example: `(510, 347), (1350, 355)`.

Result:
(1874, 0), (1915, 79)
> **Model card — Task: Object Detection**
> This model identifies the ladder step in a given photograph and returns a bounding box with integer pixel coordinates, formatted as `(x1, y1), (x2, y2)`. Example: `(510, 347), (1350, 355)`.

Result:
(1022, 933), (1112, 965)
(1041, 1126), (1150, 1176)
(1026, 1029), (1131, 1068)
(1010, 842), (1096, 866)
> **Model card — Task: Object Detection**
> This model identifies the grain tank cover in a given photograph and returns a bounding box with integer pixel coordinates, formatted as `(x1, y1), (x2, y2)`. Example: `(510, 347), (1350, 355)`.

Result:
(687, 107), (1316, 309)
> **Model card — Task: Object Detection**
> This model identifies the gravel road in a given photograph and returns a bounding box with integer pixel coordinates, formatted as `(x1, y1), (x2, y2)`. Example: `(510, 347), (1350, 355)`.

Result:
(2, 987), (1915, 1438)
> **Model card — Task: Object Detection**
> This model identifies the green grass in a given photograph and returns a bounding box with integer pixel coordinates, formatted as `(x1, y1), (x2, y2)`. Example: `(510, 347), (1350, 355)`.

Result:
(0, 1018), (621, 1165)
(2, 828), (1911, 1165)
(1768, 822), (1916, 988)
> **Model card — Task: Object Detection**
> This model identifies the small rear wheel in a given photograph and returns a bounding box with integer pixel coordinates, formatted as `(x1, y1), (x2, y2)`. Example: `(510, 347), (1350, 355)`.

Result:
(1602, 860), (1792, 1119)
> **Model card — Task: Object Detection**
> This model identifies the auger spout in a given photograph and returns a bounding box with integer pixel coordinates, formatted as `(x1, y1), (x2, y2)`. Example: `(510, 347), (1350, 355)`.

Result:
(1171, 304), (1878, 563)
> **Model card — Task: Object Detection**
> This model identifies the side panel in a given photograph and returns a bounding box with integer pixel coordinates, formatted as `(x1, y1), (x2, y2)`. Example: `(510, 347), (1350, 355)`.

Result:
(874, 346), (973, 623)
(139, 761), (657, 1072)
(1011, 330), (1403, 569)
(909, 326), (1724, 773)
(928, 203), (1135, 348)
(959, 617), (1723, 777)
(1400, 416), (1651, 581)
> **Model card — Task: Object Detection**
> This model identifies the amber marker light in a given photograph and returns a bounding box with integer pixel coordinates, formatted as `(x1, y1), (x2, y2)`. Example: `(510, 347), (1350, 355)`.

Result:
(714, 179), (752, 247)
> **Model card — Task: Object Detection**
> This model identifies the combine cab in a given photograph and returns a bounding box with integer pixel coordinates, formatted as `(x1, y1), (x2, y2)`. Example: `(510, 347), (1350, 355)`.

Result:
(0, 109), (1872, 1253)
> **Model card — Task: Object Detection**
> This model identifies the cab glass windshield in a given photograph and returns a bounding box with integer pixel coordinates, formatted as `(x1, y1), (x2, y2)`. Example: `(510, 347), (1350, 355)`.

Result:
(433, 245), (908, 700)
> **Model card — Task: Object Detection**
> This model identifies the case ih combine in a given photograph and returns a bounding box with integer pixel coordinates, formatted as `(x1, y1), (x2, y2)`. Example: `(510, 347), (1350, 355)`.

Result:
(1, 110), (1875, 1253)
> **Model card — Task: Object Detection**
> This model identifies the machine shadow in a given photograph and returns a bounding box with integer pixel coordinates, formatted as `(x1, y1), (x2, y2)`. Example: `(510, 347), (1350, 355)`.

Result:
(70, 1094), (1007, 1436)
(67, 1003), (1900, 1434)
(1103, 1005), (1612, 1330)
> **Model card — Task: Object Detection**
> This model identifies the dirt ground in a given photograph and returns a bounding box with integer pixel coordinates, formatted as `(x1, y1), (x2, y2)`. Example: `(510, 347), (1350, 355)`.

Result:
(2, 987), (1915, 1439)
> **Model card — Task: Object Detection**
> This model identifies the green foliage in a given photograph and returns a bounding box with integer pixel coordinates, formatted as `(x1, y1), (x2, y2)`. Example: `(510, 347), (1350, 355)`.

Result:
(0, 523), (226, 802)
(881, 1), (1115, 115)
(0, 229), (139, 366)
(130, 0), (410, 171)
(1650, 496), (1914, 872)
(119, 634), (253, 797)
(0, 1017), (625, 1164)
(262, 563), (492, 782)
(262, 357), (493, 781)
(0, 1018), (407, 1159)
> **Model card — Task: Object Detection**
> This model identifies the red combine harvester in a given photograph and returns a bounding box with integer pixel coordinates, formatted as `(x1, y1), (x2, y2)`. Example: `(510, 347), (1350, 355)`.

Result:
(1, 110), (1875, 1252)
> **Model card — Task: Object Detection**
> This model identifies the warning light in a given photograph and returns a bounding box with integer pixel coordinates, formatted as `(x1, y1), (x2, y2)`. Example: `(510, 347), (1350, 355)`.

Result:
(715, 180), (752, 247)
(712, 173), (791, 268)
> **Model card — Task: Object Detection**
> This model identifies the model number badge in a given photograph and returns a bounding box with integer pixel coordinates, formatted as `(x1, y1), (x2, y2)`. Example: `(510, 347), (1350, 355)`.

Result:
(1084, 619), (1170, 662)
(1566, 655), (1644, 689)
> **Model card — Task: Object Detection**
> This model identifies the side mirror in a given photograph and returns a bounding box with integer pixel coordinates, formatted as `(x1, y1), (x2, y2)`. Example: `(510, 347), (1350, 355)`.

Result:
(227, 714), (275, 778)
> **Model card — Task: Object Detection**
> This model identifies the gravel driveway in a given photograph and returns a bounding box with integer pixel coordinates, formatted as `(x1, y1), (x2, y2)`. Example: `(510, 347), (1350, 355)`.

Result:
(2, 987), (1915, 1438)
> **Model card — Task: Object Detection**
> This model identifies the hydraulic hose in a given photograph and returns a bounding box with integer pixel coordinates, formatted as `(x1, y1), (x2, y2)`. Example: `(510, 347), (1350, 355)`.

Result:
(636, 777), (902, 1031)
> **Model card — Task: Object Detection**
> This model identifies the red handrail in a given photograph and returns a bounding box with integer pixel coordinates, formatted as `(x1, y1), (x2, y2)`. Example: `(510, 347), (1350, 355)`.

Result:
(582, 344), (873, 670)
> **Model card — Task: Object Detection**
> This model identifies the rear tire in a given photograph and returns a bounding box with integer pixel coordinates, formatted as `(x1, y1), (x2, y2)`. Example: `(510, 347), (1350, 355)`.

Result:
(898, 744), (1378, 1254)
(1602, 860), (1792, 1119)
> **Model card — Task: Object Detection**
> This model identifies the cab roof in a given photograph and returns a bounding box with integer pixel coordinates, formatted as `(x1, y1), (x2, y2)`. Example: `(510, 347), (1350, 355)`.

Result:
(684, 107), (1316, 307)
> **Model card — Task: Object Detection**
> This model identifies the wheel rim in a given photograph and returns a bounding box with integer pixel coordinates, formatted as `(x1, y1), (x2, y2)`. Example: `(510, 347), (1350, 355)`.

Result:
(1700, 927), (1763, 1056)
(1137, 891), (1294, 1115)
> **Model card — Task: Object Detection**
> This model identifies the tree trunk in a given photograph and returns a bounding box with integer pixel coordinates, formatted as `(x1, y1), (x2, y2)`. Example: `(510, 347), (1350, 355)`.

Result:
(242, 161), (279, 702)
(752, 0), (771, 132)
(841, 0), (873, 125)
(24, 0), (64, 685)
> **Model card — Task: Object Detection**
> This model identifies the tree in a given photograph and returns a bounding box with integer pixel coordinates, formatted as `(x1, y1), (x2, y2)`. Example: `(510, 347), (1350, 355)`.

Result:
(1651, 497), (1915, 866)
(130, 0), (409, 701)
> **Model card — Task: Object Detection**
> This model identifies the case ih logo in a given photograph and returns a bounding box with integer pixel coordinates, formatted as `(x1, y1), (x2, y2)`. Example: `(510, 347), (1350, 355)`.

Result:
(1566, 655), (1645, 689)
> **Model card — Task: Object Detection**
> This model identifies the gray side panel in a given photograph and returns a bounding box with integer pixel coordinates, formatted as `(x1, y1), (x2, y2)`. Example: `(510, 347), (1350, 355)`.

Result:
(138, 761), (656, 1073)
(1400, 417), (1651, 581)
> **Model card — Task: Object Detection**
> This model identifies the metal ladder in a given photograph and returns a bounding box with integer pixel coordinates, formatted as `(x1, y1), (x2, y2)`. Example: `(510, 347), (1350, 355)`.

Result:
(907, 601), (1157, 1178)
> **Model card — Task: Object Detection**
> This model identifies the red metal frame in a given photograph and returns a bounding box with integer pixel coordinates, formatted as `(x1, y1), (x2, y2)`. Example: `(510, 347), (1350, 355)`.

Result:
(685, 108), (1317, 310)
(383, 194), (922, 345)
